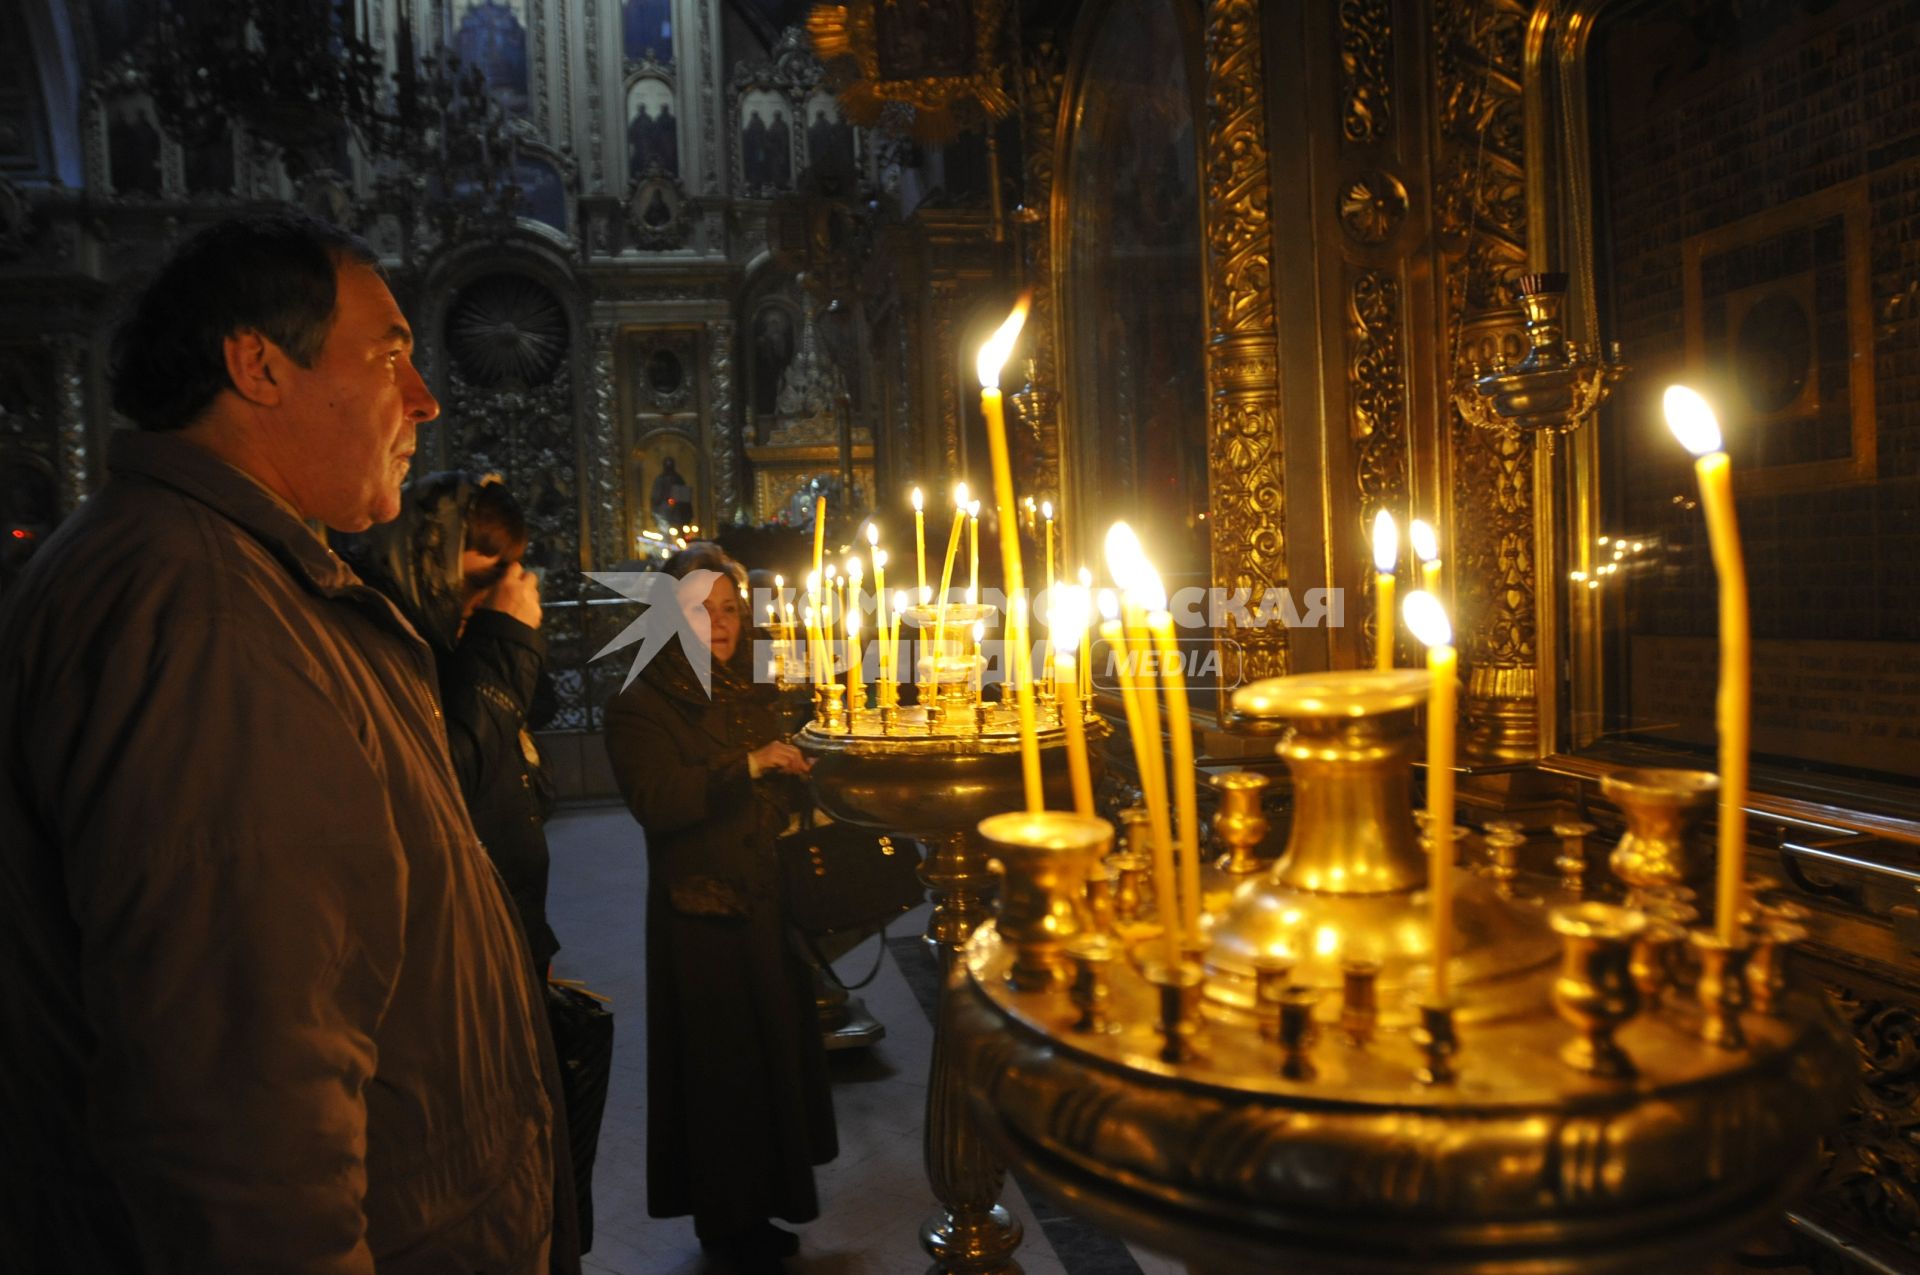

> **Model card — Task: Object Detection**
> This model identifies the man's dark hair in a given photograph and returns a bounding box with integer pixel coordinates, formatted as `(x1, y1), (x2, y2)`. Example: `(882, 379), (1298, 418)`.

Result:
(109, 212), (382, 432)
(465, 480), (529, 562)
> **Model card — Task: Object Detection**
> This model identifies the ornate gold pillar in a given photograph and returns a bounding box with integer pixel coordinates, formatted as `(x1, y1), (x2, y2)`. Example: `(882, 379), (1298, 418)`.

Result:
(1014, 37), (1066, 510)
(1203, 0), (1287, 704)
(1432, 0), (1538, 762)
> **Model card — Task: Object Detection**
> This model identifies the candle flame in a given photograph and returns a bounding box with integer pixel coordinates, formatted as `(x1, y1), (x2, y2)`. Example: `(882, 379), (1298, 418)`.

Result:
(774, 573), (783, 590)
(866, 522), (880, 546)
(1372, 510), (1399, 573)
(968, 500), (981, 518)
(1403, 590), (1453, 649)
(872, 548), (887, 569)
(846, 556), (862, 580)
(848, 609), (861, 635)
(1409, 519), (1439, 564)
(1097, 588), (1119, 621)
(893, 589), (907, 612)
(911, 486), (923, 512)
(976, 292), (1031, 389)
(1104, 521), (1166, 611)
(1054, 585), (1091, 653)
(1663, 385), (1724, 456)
(1078, 566), (1093, 587)
(972, 619), (986, 642)
(806, 570), (820, 595)
(954, 481), (969, 507)
(1041, 500), (1054, 521)
(824, 564), (837, 581)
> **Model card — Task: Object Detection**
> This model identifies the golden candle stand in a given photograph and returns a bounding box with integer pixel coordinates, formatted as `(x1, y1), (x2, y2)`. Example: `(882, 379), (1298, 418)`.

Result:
(797, 694), (1109, 1274)
(940, 669), (1850, 1275)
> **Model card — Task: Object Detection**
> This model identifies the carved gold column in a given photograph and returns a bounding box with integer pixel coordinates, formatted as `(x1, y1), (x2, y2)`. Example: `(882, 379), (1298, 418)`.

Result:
(1016, 38), (1066, 509)
(1433, 0), (1537, 761)
(1203, 0), (1287, 705)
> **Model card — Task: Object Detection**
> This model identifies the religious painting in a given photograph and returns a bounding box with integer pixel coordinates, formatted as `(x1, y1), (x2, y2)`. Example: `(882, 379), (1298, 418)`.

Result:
(625, 78), (679, 179)
(1059, 0), (1207, 586)
(454, 0), (530, 115)
(621, 0), (673, 66)
(632, 430), (700, 536)
(1588, 0), (1920, 785)
(806, 0), (1011, 140)
(1681, 180), (1875, 493)
(803, 92), (859, 194)
(750, 301), (798, 421)
(738, 90), (794, 194)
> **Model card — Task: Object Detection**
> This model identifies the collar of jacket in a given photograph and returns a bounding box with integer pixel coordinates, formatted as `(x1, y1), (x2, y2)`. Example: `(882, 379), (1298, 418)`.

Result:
(107, 429), (363, 597)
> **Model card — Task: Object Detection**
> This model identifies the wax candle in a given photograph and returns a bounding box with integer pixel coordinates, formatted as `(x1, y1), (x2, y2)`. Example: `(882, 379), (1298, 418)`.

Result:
(892, 589), (908, 703)
(933, 496), (967, 676)
(1101, 617), (1178, 960)
(1664, 386), (1750, 945)
(1373, 510), (1399, 671)
(868, 525), (888, 689)
(846, 607), (863, 715)
(813, 495), (827, 591)
(967, 500), (981, 605)
(1148, 608), (1200, 936)
(1411, 518), (1441, 596)
(1404, 589), (1456, 1003)
(1054, 586), (1095, 817)
(912, 486), (927, 601)
(978, 296), (1043, 811)
(1106, 522), (1179, 956)
(1042, 500), (1056, 687)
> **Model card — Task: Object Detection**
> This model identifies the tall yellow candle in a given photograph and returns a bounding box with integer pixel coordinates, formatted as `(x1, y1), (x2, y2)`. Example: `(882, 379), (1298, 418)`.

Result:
(1373, 509), (1399, 671)
(845, 559), (863, 709)
(1106, 523), (1179, 955)
(1054, 587), (1095, 816)
(912, 486), (927, 600)
(978, 296), (1043, 811)
(1149, 609), (1200, 937)
(967, 500), (981, 604)
(1102, 617), (1178, 959)
(933, 497), (967, 677)
(846, 607), (863, 714)
(892, 590), (908, 701)
(868, 525), (888, 688)
(1411, 518), (1442, 596)
(1665, 386), (1750, 945)
(812, 495), (827, 588)
(1405, 590), (1456, 1003)
(1043, 501), (1056, 687)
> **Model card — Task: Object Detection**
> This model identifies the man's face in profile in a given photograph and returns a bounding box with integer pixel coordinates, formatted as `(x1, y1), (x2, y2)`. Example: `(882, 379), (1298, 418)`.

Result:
(273, 263), (439, 530)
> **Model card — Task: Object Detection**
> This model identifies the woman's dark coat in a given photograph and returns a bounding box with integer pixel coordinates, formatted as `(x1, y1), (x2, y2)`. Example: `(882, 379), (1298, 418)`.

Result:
(604, 641), (836, 1231)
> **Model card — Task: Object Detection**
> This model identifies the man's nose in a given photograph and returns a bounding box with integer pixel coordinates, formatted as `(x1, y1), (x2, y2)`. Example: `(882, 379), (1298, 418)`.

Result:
(402, 358), (440, 422)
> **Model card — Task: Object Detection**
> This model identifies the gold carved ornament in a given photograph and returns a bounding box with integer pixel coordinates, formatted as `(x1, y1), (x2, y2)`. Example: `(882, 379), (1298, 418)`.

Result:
(1203, 0), (1287, 692)
(806, 0), (1016, 143)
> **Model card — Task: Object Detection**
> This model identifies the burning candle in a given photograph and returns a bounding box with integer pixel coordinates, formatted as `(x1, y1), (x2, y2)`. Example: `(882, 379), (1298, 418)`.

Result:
(978, 295), (1042, 811)
(812, 494), (827, 593)
(868, 525), (888, 690)
(1664, 385), (1750, 946)
(1404, 590), (1456, 1003)
(912, 486), (927, 601)
(1373, 510), (1399, 671)
(1054, 585), (1095, 817)
(892, 589), (908, 702)
(847, 607), (863, 715)
(933, 495), (967, 676)
(1106, 523), (1178, 956)
(1410, 518), (1441, 596)
(967, 500), (981, 605)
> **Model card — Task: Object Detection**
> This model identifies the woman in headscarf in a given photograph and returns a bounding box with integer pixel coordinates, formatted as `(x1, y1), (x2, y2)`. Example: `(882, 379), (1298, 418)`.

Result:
(603, 542), (836, 1271)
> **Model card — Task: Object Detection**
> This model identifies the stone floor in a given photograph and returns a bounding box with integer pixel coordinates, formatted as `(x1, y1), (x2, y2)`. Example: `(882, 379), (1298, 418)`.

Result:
(545, 802), (1185, 1275)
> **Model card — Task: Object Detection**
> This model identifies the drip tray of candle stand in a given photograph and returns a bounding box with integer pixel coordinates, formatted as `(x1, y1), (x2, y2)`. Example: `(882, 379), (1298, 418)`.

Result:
(810, 926), (890, 1050)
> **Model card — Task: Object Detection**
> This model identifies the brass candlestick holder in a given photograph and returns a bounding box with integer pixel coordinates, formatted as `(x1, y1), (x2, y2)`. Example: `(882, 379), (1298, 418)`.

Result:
(943, 668), (1850, 1275)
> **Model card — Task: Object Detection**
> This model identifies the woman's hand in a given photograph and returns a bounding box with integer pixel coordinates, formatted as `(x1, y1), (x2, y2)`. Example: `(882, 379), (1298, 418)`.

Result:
(749, 740), (812, 777)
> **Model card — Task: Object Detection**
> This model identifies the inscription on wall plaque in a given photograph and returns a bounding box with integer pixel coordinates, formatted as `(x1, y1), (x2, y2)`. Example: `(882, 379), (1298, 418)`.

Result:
(1630, 637), (1920, 779)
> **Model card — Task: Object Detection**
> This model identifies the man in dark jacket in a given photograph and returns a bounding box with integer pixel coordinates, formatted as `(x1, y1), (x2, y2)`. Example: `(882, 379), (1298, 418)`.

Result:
(0, 214), (562, 1273)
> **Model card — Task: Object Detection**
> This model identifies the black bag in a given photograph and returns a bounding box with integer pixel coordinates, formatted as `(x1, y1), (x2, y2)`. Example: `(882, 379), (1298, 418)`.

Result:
(544, 981), (614, 1252)
(777, 824), (924, 941)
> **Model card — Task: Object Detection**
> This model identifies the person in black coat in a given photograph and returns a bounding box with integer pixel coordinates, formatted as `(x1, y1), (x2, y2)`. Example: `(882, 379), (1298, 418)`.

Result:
(604, 543), (837, 1271)
(338, 472), (559, 971)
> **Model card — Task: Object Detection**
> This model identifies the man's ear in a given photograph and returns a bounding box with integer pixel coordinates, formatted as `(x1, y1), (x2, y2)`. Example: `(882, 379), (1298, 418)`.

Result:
(223, 329), (284, 407)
